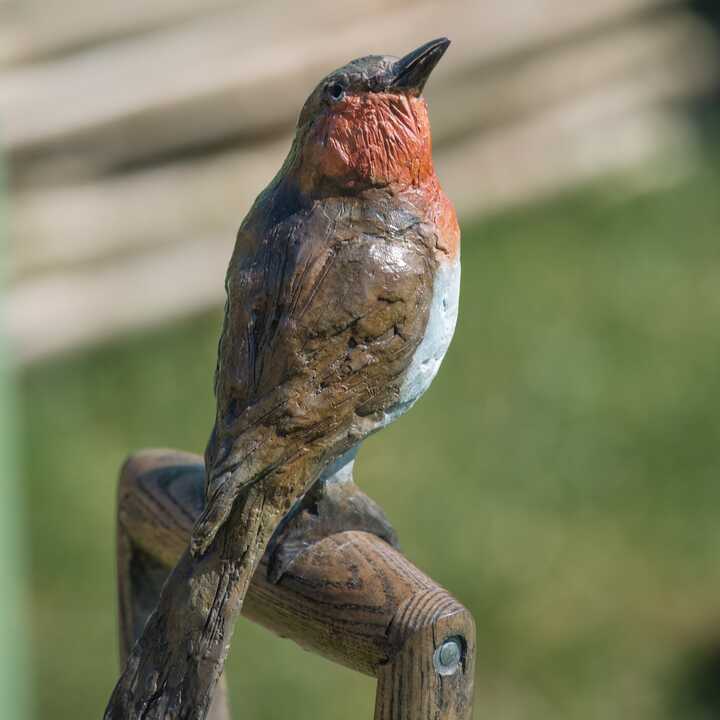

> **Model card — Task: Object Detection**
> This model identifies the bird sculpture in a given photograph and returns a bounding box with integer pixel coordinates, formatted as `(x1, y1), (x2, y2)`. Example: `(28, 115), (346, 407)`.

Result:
(106, 37), (460, 719)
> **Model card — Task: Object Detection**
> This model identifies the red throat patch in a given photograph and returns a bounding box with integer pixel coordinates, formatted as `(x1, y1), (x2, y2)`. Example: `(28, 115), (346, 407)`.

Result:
(299, 92), (459, 262)
(302, 93), (434, 189)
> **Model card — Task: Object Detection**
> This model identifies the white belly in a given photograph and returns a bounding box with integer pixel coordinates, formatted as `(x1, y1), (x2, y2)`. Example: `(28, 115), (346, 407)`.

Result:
(399, 257), (460, 407)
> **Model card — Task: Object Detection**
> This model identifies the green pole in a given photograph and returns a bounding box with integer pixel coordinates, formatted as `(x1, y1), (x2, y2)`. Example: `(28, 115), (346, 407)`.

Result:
(0, 148), (29, 717)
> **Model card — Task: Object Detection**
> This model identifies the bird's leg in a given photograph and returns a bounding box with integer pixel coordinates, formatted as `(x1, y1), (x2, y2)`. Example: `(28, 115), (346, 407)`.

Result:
(265, 452), (398, 583)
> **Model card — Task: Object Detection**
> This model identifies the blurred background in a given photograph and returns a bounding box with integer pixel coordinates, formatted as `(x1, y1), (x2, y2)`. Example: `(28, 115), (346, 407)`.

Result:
(2, 0), (720, 717)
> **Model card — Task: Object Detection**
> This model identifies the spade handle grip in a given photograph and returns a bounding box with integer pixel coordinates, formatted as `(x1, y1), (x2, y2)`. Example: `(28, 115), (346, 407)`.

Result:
(116, 450), (475, 719)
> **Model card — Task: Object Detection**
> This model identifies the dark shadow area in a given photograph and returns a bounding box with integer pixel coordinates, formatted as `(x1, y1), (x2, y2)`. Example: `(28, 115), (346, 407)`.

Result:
(686, 1), (720, 142)
(687, 0), (720, 87)
(671, 643), (720, 720)
(689, 0), (720, 34)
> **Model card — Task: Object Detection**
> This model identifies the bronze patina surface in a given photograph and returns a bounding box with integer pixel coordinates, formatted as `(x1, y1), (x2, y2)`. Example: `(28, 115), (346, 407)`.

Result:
(106, 38), (461, 720)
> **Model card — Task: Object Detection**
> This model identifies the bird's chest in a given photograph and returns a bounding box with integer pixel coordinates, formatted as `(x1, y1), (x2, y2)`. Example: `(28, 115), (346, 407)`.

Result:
(398, 256), (460, 409)
(321, 254), (460, 486)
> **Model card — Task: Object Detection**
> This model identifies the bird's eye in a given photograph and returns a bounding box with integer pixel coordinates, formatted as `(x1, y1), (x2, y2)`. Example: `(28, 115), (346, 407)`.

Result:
(327, 82), (346, 102)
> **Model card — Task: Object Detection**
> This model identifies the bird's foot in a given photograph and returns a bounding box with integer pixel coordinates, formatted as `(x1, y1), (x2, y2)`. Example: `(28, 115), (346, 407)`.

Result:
(266, 477), (398, 584)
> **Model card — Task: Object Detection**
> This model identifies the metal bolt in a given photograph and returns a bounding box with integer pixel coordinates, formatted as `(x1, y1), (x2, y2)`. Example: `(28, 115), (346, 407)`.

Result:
(433, 636), (463, 676)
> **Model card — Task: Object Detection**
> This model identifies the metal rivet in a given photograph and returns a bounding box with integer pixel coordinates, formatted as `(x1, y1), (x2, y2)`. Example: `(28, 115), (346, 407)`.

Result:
(433, 636), (463, 676)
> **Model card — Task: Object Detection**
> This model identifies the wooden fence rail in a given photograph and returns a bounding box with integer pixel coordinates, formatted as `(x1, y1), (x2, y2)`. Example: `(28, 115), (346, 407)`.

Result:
(2, 0), (718, 363)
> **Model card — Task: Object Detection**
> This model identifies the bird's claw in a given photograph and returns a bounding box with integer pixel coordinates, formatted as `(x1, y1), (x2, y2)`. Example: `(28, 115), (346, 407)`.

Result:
(266, 477), (398, 584)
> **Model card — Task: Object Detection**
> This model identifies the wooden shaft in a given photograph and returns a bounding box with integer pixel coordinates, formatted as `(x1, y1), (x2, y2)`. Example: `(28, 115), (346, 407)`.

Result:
(115, 449), (475, 718)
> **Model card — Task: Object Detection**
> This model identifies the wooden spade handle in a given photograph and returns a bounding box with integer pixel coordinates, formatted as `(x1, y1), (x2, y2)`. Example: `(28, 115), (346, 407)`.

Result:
(116, 449), (476, 719)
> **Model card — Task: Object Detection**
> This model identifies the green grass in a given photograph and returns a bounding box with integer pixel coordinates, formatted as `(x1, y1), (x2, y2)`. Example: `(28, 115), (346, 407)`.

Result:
(16, 147), (720, 719)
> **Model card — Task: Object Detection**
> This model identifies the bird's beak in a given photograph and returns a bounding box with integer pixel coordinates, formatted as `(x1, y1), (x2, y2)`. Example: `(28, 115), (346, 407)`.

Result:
(389, 37), (450, 94)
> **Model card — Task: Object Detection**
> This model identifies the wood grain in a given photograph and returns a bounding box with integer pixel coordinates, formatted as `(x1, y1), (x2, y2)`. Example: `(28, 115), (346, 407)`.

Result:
(376, 604), (476, 720)
(114, 449), (476, 717)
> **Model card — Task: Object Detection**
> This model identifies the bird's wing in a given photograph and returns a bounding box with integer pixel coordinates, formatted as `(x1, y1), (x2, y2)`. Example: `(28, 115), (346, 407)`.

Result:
(192, 196), (434, 554)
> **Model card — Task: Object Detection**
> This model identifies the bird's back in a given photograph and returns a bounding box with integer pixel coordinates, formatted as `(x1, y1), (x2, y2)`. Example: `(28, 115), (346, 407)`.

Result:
(198, 187), (440, 542)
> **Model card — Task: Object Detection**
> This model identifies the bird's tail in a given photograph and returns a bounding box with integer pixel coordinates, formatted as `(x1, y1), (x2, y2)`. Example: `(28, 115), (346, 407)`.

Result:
(106, 480), (277, 718)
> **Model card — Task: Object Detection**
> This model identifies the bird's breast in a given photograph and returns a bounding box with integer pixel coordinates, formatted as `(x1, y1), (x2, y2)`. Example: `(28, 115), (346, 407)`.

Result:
(373, 253), (460, 430)
(319, 255), (459, 487)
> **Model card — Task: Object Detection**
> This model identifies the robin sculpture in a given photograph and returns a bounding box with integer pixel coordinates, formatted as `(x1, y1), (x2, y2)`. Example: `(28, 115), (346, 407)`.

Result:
(107, 37), (460, 719)
(193, 35), (460, 557)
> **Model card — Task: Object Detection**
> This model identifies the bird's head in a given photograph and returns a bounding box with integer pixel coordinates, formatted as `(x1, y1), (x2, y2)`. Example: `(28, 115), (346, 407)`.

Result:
(291, 38), (450, 196)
